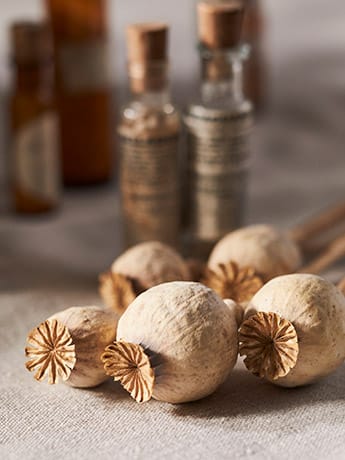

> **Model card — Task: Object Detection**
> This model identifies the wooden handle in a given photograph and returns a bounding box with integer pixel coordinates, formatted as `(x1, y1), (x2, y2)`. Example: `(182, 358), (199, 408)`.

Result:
(289, 201), (345, 246)
(298, 233), (345, 274)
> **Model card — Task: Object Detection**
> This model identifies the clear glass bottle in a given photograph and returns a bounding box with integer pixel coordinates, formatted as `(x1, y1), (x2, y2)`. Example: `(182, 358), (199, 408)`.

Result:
(10, 22), (61, 214)
(119, 24), (181, 248)
(184, 1), (252, 259)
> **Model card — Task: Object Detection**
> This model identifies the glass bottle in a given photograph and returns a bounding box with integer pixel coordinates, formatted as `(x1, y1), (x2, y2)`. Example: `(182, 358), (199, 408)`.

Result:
(45, 0), (113, 185)
(119, 24), (181, 248)
(243, 0), (265, 110)
(184, 1), (252, 259)
(10, 22), (60, 214)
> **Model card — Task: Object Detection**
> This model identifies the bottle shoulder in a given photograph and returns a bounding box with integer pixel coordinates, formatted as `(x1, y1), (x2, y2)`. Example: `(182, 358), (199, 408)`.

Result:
(186, 99), (252, 120)
(120, 100), (179, 118)
(119, 101), (181, 140)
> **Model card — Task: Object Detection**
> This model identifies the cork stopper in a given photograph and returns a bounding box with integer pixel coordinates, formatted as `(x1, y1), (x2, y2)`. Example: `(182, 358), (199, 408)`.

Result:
(126, 23), (169, 93)
(198, 1), (245, 49)
(10, 21), (52, 64)
(126, 23), (168, 63)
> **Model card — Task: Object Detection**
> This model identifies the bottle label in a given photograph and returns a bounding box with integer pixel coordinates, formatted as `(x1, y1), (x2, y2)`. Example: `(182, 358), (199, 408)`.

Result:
(184, 108), (252, 242)
(13, 112), (60, 203)
(59, 41), (110, 93)
(120, 134), (180, 246)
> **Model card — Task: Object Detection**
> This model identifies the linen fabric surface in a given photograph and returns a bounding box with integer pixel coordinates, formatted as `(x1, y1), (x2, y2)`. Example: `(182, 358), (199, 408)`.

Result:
(1, 0), (345, 458)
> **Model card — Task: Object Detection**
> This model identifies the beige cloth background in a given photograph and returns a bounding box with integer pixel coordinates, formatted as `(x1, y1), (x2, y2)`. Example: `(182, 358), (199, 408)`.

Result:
(1, 0), (345, 459)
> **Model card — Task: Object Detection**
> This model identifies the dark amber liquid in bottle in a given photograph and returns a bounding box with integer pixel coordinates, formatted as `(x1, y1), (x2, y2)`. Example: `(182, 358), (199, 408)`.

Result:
(11, 64), (59, 213)
(46, 0), (113, 185)
(10, 22), (60, 214)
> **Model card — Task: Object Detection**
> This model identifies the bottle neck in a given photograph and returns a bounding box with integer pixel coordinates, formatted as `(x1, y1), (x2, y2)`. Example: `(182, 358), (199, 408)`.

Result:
(128, 60), (171, 107)
(200, 45), (248, 109)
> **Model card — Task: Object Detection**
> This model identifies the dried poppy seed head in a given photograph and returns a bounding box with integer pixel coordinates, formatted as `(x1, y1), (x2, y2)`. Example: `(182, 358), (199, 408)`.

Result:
(99, 241), (190, 313)
(202, 261), (264, 304)
(239, 311), (299, 380)
(25, 319), (76, 384)
(99, 271), (137, 314)
(110, 281), (239, 404)
(102, 341), (155, 403)
(242, 274), (345, 387)
(208, 225), (302, 282)
(25, 307), (118, 388)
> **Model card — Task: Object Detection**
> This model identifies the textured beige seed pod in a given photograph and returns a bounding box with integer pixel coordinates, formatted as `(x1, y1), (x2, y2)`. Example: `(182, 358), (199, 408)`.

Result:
(239, 274), (345, 387)
(223, 298), (244, 327)
(337, 276), (345, 295)
(25, 306), (118, 388)
(102, 282), (238, 403)
(208, 224), (302, 281)
(99, 241), (190, 314)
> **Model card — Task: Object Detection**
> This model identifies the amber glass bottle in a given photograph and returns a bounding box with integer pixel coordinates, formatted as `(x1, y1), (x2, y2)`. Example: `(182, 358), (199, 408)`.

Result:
(10, 22), (60, 214)
(243, 0), (265, 110)
(45, 0), (113, 185)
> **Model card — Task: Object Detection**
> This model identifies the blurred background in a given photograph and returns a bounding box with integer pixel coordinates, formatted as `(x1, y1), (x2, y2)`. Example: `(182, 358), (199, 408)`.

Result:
(0, 1), (344, 101)
(0, 0), (344, 195)
(1, 0), (345, 290)
(0, 1), (344, 91)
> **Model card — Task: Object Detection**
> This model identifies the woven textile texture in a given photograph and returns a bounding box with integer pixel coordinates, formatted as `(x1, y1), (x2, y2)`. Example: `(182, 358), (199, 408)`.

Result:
(1, 0), (345, 458)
